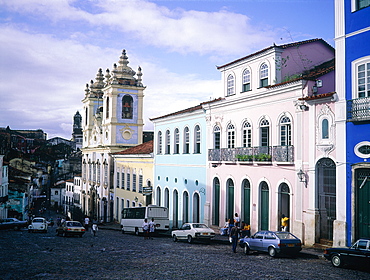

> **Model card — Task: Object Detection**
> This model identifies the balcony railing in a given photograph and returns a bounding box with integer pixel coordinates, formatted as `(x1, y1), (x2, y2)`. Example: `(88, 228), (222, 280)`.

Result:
(208, 145), (294, 163)
(347, 97), (370, 122)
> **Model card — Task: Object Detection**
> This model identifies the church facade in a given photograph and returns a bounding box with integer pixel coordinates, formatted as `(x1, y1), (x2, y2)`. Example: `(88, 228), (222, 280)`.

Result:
(81, 50), (145, 222)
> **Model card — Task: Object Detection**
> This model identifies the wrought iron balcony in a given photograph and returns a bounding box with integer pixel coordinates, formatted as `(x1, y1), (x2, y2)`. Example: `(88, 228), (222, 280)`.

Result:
(208, 145), (294, 163)
(347, 97), (370, 122)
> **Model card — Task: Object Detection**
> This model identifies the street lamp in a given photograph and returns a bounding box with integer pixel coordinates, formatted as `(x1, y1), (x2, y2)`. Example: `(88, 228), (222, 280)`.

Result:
(297, 169), (306, 183)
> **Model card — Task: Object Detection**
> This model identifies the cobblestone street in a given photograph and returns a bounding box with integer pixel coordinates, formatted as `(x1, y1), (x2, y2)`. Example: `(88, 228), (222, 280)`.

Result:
(1, 225), (369, 280)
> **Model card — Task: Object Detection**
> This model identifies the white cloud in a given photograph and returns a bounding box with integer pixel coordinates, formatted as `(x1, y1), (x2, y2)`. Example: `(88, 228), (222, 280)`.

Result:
(1, 0), (280, 56)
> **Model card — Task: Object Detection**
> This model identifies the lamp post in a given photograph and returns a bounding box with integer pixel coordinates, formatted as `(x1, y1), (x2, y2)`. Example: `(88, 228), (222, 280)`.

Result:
(297, 169), (306, 184)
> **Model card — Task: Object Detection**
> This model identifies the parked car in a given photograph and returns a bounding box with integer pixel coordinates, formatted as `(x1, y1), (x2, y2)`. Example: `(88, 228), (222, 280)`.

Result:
(324, 238), (370, 268)
(172, 223), (215, 243)
(239, 231), (302, 257)
(0, 218), (28, 230)
(28, 217), (48, 233)
(56, 221), (85, 237)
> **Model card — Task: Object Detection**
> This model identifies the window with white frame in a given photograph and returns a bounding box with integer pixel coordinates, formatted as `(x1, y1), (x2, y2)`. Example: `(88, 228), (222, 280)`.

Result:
(214, 125), (221, 149)
(242, 121), (252, 147)
(104, 161), (108, 185)
(126, 168), (130, 191)
(165, 130), (170, 154)
(242, 69), (251, 92)
(157, 131), (162, 154)
(194, 125), (201, 153)
(174, 128), (179, 154)
(139, 171), (143, 193)
(355, 0), (370, 10)
(116, 168), (120, 188)
(280, 116), (292, 146)
(260, 118), (270, 147)
(133, 169), (137, 192)
(121, 167), (125, 189)
(322, 119), (329, 139)
(260, 63), (269, 87)
(227, 74), (235, 96)
(227, 123), (235, 148)
(357, 61), (370, 98)
(184, 127), (190, 154)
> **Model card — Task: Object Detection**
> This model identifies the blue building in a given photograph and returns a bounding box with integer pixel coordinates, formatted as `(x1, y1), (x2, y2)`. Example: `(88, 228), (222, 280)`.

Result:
(151, 100), (220, 229)
(335, 0), (370, 246)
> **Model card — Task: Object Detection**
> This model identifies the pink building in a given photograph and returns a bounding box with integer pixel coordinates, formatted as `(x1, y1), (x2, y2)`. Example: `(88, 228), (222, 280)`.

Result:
(205, 39), (337, 246)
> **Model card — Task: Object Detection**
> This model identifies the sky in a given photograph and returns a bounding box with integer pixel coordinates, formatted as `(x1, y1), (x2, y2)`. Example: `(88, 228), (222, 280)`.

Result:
(0, 0), (335, 140)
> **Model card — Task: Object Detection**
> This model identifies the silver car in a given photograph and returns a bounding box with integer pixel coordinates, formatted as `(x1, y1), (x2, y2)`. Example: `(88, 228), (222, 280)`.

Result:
(239, 230), (302, 257)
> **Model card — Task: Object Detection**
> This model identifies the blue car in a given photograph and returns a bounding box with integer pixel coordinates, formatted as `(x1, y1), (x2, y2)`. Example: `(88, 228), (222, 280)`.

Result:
(239, 230), (302, 257)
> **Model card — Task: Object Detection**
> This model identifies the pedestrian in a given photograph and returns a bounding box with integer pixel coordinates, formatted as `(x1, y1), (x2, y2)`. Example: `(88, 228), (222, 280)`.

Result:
(220, 218), (229, 236)
(84, 216), (90, 230)
(234, 213), (240, 228)
(281, 214), (289, 231)
(229, 225), (239, 253)
(92, 223), (98, 237)
(228, 218), (234, 235)
(56, 217), (61, 226)
(142, 218), (149, 240)
(149, 218), (156, 239)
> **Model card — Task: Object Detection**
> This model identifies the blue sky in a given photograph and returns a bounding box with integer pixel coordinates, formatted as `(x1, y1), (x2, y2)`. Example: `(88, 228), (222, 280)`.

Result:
(0, 0), (334, 139)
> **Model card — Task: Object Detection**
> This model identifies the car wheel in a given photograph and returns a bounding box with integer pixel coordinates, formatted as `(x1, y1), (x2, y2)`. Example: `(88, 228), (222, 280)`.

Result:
(121, 229), (125, 234)
(14, 226), (19, 231)
(331, 254), (344, 268)
(62, 232), (67, 237)
(268, 247), (277, 257)
(135, 228), (139, 236)
(244, 245), (250, 255)
(187, 235), (193, 243)
(173, 235), (178, 242)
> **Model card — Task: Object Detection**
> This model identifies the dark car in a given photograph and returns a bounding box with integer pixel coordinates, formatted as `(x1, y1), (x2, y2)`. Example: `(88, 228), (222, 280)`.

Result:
(56, 221), (86, 237)
(0, 218), (28, 230)
(324, 238), (370, 268)
(239, 230), (302, 257)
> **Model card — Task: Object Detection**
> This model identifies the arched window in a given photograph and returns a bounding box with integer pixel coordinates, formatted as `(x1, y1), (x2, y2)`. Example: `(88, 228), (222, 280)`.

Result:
(260, 63), (269, 87)
(322, 119), (329, 139)
(156, 187), (161, 206)
(242, 69), (251, 92)
(242, 121), (252, 148)
(174, 128), (179, 154)
(227, 123), (235, 148)
(214, 125), (220, 149)
(157, 131), (162, 154)
(260, 118), (269, 147)
(184, 127), (190, 154)
(106, 97), (109, 119)
(194, 125), (201, 153)
(122, 95), (133, 119)
(227, 74), (235, 96)
(165, 130), (170, 154)
(164, 188), (169, 209)
(280, 116), (292, 146)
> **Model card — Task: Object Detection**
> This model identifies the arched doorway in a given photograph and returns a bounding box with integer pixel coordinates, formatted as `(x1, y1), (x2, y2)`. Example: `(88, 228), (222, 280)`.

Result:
(193, 193), (200, 223)
(355, 167), (370, 239)
(164, 188), (169, 209)
(278, 183), (290, 231)
(226, 179), (234, 221)
(183, 191), (189, 224)
(242, 179), (251, 224)
(316, 158), (336, 242)
(213, 177), (220, 226)
(156, 187), (161, 206)
(173, 190), (179, 228)
(260, 181), (269, 230)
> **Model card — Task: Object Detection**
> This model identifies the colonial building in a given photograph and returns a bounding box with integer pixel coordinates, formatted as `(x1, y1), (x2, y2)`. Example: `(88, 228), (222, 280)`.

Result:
(151, 100), (220, 229)
(81, 50), (145, 222)
(206, 39), (336, 246)
(335, 0), (370, 246)
(111, 140), (154, 222)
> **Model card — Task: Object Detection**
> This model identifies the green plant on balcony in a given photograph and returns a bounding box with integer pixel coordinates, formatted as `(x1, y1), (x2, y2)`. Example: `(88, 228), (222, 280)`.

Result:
(235, 154), (253, 162)
(255, 153), (272, 162)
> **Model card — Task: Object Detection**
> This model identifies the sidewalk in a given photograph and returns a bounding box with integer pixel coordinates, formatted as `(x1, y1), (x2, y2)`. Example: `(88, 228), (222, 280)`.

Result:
(98, 221), (324, 258)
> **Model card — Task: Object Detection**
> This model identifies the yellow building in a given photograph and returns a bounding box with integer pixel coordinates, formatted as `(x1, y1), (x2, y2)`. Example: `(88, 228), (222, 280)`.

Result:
(112, 140), (154, 222)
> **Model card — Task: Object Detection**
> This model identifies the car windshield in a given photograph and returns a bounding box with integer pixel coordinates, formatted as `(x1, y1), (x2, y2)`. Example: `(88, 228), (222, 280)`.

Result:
(192, 224), (208, 229)
(275, 232), (297, 240)
(67, 222), (82, 227)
